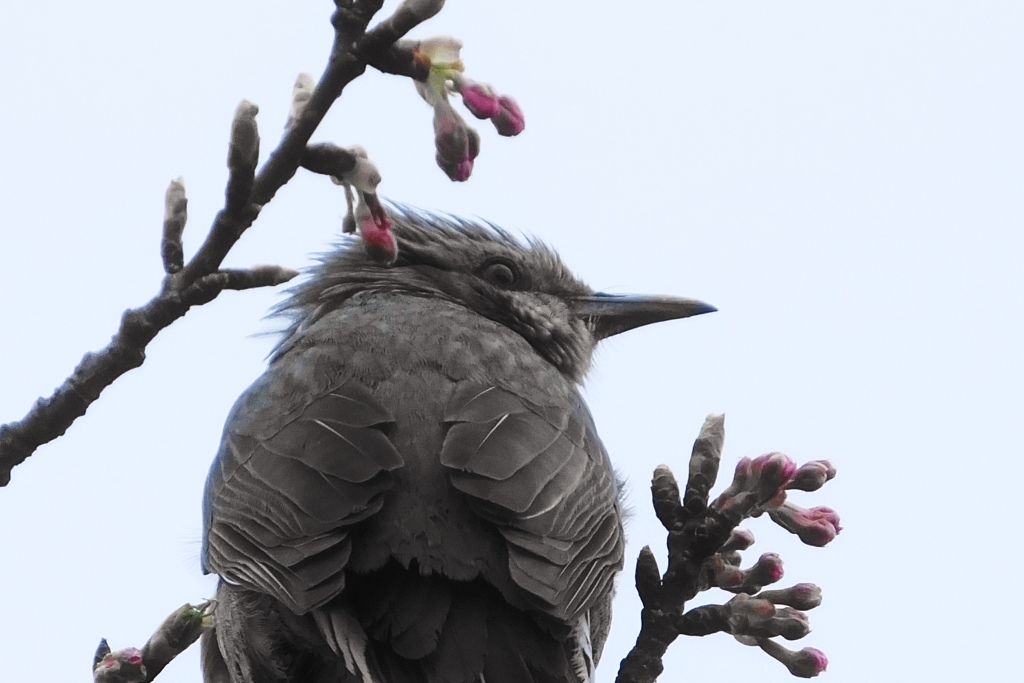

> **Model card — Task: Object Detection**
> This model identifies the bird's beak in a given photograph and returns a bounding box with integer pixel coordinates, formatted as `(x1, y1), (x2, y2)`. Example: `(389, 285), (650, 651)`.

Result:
(575, 293), (717, 341)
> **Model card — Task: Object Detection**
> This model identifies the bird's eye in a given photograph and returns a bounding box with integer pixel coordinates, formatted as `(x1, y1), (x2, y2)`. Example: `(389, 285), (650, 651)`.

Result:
(479, 259), (519, 288)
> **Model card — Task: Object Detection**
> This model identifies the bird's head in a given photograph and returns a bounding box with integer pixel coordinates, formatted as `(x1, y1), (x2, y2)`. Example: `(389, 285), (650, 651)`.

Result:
(280, 209), (715, 383)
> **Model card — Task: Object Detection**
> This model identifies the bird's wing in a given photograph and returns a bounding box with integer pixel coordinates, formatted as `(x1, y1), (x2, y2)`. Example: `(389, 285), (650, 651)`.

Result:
(440, 383), (624, 622)
(202, 360), (403, 615)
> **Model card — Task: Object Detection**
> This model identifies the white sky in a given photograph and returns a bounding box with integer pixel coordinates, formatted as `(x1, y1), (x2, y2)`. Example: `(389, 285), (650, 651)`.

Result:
(1, 2), (1021, 681)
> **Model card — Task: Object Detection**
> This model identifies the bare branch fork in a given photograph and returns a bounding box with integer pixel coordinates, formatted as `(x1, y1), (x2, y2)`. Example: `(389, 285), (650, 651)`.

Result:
(615, 415), (840, 682)
(0, 0), (453, 486)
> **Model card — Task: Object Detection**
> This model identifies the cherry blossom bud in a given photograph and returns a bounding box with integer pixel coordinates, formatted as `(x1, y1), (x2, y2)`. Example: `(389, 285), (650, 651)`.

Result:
(788, 460), (836, 492)
(714, 457), (753, 516)
(769, 503), (842, 546)
(760, 641), (829, 678)
(458, 80), (502, 119)
(720, 528), (756, 553)
(748, 552), (784, 587)
(788, 648), (829, 677)
(727, 594), (777, 636)
(759, 583), (823, 611)
(750, 453), (798, 505)
(771, 606), (811, 640)
(492, 95), (525, 136)
(356, 194), (396, 266)
(433, 102), (477, 181)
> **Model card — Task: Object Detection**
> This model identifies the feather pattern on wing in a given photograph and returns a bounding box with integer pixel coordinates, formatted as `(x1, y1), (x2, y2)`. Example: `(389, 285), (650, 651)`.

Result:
(441, 383), (624, 622)
(202, 368), (403, 615)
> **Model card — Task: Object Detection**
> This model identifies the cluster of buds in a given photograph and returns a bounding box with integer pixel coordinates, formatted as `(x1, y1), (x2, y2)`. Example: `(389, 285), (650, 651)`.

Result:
(701, 451), (839, 677)
(412, 37), (525, 181)
(632, 416), (839, 680)
(714, 452), (841, 547)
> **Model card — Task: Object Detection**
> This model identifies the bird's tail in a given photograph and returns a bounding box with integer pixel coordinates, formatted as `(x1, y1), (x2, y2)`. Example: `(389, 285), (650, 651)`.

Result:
(203, 566), (591, 683)
(341, 562), (580, 683)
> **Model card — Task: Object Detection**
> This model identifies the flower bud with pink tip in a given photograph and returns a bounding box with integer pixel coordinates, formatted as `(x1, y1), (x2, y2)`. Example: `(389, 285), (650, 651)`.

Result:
(457, 79), (502, 119)
(748, 552), (785, 587)
(355, 194), (396, 266)
(758, 583), (823, 611)
(750, 453), (798, 506)
(788, 460), (837, 492)
(433, 101), (478, 181)
(769, 502), (842, 546)
(759, 640), (829, 678)
(492, 95), (525, 136)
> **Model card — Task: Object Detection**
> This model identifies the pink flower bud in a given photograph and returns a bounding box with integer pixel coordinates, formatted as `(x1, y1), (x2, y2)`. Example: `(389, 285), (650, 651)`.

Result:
(769, 503), (842, 546)
(759, 583), (823, 611)
(750, 453), (798, 505)
(433, 103), (478, 181)
(788, 460), (836, 492)
(750, 552), (785, 585)
(758, 640), (829, 678)
(356, 194), (396, 266)
(492, 95), (525, 136)
(124, 648), (144, 667)
(460, 81), (502, 119)
(786, 647), (829, 678)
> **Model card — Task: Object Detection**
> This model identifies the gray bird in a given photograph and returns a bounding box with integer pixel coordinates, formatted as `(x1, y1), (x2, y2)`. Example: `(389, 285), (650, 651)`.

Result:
(200, 210), (714, 683)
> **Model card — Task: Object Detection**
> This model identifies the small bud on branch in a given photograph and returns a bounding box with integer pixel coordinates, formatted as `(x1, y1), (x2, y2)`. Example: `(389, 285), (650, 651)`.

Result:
(161, 178), (188, 274)
(226, 100), (260, 214)
(287, 73), (315, 129)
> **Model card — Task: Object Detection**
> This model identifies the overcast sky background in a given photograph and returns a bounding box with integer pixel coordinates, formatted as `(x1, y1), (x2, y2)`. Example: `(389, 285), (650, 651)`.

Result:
(1, 2), (1021, 681)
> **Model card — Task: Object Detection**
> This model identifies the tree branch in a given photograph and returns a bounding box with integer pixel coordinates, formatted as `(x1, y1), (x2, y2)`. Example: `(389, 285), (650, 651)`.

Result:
(615, 416), (838, 682)
(93, 602), (214, 683)
(0, 0), (430, 485)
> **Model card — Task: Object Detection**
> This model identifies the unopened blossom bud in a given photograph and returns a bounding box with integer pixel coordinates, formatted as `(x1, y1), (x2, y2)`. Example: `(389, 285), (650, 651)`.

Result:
(458, 79), (502, 119)
(788, 460), (837, 492)
(759, 583), (823, 611)
(433, 102), (477, 181)
(727, 594), (777, 635)
(766, 643), (829, 678)
(787, 647), (829, 677)
(356, 194), (396, 266)
(720, 528), (756, 553)
(492, 95), (525, 136)
(714, 457), (754, 517)
(771, 606), (811, 640)
(750, 453), (798, 505)
(770, 503), (842, 547)
(748, 552), (785, 587)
